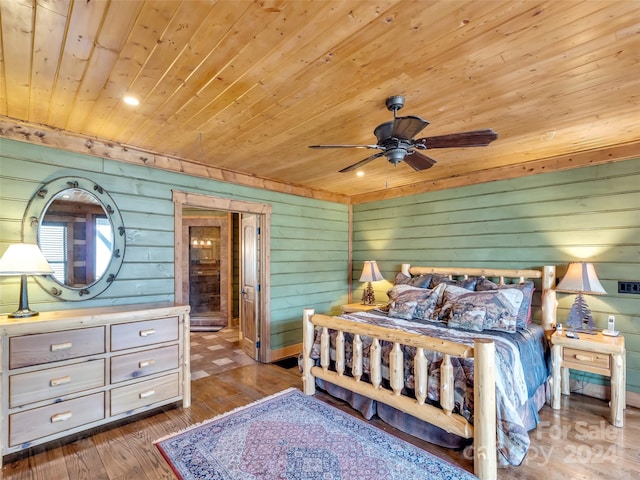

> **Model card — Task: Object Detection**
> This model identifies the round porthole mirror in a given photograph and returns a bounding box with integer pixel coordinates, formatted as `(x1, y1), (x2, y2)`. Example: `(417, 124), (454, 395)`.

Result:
(22, 177), (126, 301)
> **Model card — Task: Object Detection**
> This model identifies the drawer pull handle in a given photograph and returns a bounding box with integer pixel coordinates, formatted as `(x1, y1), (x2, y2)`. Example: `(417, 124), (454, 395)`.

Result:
(51, 411), (72, 423)
(140, 389), (156, 399)
(51, 342), (72, 352)
(139, 359), (156, 368)
(50, 375), (71, 387)
(575, 354), (595, 362)
(139, 329), (156, 337)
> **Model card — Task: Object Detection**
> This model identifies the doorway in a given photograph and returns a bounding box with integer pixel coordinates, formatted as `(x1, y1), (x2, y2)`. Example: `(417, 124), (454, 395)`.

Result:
(173, 191), (272, 363)
(181, 214), (230, 331)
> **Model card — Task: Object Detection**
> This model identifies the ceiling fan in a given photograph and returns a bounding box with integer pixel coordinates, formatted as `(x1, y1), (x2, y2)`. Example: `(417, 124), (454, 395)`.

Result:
(309, 95), (498, 173)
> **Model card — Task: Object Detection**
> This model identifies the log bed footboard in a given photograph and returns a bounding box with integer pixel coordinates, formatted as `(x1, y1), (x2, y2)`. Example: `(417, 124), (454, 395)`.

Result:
(302, 309), (497, 480)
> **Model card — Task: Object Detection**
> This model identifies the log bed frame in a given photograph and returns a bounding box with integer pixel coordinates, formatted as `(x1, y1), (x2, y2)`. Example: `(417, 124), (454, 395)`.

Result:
(302, 265), (557, 480)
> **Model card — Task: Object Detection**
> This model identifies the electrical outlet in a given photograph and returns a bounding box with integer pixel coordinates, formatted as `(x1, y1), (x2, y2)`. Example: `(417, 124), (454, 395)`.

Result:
(618, 281), (640, 294)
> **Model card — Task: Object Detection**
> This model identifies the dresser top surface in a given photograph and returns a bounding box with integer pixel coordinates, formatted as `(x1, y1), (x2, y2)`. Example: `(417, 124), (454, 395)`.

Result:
(0, 302), (190, 331)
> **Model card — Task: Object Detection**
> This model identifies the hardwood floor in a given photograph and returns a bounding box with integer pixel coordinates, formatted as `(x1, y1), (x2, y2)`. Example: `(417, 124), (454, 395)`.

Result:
(2, 361), (638, 479)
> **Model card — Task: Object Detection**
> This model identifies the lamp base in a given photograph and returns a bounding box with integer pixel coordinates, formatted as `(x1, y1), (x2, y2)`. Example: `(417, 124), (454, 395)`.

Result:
(361, 282), (376, 306)
(8, 308), (40, 318)
(9, 274), (39, 318)
(565, 293), (596, 333)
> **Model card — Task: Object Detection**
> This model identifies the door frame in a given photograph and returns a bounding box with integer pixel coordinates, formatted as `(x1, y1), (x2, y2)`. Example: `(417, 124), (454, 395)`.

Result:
(173, 190), (272, 362)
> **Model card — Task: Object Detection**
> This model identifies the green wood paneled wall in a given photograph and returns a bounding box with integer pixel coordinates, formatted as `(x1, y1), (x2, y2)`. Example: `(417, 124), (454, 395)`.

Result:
(0, 138), (348, 352)
(352, 158), (640, 394)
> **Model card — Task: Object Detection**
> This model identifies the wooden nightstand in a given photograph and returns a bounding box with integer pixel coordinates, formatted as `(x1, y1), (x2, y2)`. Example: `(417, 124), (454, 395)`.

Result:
(550, 330), (626, 427)
(340, 303), (383, 313)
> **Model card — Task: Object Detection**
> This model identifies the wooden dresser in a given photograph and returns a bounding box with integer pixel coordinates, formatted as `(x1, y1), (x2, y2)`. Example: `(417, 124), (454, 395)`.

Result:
(0, 303), (190, 464)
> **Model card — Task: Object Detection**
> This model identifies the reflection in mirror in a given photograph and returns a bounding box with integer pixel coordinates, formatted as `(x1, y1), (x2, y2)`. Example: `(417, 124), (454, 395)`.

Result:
(39, 189), (113, 287)
(23, 177), (126, 301)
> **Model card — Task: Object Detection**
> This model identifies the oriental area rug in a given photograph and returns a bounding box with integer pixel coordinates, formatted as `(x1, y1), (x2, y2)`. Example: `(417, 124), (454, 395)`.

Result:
(155, 388), (477, 480)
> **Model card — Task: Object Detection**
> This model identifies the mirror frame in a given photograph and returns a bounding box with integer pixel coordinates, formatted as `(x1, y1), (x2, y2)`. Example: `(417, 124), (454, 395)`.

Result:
(22, 177), (126, 301)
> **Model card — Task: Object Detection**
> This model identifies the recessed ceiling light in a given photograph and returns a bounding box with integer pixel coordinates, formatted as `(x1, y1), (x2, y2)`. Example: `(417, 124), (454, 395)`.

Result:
(356, 171), (365, 177)
(123, 95), (139, 106)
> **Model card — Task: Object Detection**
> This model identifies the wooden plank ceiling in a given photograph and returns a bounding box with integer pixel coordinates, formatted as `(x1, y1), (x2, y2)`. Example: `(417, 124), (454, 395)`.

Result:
(1, 0), (639, 203)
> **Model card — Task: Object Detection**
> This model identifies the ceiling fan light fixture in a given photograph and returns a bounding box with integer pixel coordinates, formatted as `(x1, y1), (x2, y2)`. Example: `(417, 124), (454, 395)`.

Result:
(386, 148), (407, 165)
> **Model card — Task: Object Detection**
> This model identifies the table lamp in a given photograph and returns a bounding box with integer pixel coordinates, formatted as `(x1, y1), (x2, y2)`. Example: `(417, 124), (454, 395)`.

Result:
(359, 260), (384, 305)
(0, 243), (54, 318)
(555, 262), (606, 333)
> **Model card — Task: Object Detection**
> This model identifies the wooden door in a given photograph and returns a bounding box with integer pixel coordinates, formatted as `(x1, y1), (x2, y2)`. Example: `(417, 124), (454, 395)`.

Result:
(240, 213), (259, 359)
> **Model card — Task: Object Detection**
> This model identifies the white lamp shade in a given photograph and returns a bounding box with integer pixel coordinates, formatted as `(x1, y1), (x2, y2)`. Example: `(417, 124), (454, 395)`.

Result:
(0, 244), (54, 275)
(556, 262), (606, 295)
(359, 260), (384, 282)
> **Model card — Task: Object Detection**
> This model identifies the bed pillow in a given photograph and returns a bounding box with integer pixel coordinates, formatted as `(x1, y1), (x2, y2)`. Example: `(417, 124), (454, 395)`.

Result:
(388, 297), (419, 320)
(475, 278), (535, 329)
(446, 288), (524, 333)
(448, 303), (486, 331)
(437, 284), (473, 321)
(387, 285), (426, 320)
(386, 284), (444, 321)
(393, 272), (432, 288)
(413, 283), (446, 322)
(429, 274), (478, 291)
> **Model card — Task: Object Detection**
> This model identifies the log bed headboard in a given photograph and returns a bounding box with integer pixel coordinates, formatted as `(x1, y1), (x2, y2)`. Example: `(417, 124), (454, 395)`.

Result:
(405, 264), (558, 332)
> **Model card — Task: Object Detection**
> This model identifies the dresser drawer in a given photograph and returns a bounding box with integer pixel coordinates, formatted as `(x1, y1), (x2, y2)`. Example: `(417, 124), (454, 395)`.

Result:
(110, 373), (179, 416)
(9, 327), (106, 369)
(9, 359), (105, 408)
(9, 393), (105, 447)
(111, 345), (179, 383)
(563, 347), (610, 371)
(111, 317), (179, 351)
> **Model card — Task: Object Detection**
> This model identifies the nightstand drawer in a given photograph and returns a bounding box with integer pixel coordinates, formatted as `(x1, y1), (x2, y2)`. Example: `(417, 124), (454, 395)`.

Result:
(111, 317), (179, 351)
(9, 327), (106, 369)
(9, 393), (105, 447)
(563, 347), (610, 371)
(9, 359), (105, 408)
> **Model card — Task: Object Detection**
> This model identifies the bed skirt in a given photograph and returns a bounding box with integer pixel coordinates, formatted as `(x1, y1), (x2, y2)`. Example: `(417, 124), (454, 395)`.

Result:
(315, 376), (550, 454)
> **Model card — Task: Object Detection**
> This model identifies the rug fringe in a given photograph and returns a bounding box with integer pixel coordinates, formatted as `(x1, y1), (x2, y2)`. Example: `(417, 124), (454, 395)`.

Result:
(153, 387), (300, 444)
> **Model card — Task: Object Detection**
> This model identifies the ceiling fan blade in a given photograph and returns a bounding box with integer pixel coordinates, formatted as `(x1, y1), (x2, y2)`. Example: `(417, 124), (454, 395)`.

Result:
(391, 115), (430, 139)
(403, 151), (437, 171)
(339, 152), (385, 173)
(415, 129), (498, 148)
(309, 144), (381, 150)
